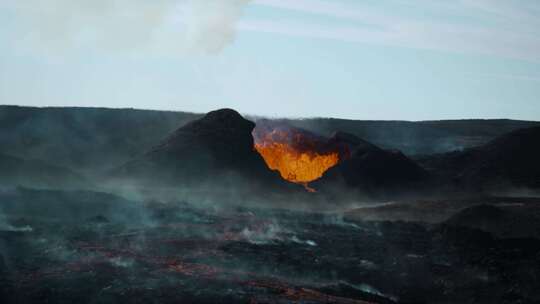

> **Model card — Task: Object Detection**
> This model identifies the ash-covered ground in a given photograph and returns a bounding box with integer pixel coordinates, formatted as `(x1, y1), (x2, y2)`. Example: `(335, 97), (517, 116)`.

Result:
(1, 189), (539, 304)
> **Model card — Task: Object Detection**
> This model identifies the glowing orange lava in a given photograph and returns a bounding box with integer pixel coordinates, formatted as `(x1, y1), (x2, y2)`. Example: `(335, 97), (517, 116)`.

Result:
(254, 129), (340, 191)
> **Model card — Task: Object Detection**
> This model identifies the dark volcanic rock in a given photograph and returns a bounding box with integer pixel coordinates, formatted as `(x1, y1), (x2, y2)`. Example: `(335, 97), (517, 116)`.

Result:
(158, 109), (259, 169)
(419, 126), (540, 191)
(445, 204), (540, 238)
(2, 194), (540, 303)
(86, 215), (110, 224)
(115, 109), (288, 190)
(0, 254), (6, 273)
(315, 132), (429, 197)
(448, 204), (505, 222)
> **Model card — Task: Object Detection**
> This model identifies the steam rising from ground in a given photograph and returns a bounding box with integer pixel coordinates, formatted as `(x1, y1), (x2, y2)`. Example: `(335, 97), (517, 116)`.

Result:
(3, 0), (251, 54)
(0, 213), (33, 233)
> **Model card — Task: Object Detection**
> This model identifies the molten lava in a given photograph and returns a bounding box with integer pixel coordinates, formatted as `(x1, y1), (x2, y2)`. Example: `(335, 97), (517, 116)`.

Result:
(253, 125), (341, 191)
(255, 143), (339, 184)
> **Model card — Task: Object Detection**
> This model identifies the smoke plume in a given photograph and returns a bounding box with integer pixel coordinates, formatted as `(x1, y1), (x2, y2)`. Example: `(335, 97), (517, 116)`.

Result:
(3, 0), (252, 54)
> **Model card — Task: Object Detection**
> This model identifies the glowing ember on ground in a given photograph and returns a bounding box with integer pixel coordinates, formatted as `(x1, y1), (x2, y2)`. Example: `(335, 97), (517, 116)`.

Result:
(253, 125), (342, 191)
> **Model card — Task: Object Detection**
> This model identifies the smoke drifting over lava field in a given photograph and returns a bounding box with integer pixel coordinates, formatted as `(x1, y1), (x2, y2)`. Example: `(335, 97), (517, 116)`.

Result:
(1, 106), (540, 304)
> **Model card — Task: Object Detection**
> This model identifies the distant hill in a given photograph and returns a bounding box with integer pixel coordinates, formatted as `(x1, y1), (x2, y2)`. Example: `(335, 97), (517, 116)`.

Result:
(419, 126), (540, 191)
(314, 132), (429, 198)
(0, 105), (537, 177)
(0, 106), (202, 173)
(444, 204), (540, 238)
(0, 153), (87, 189)
(268, 118), (540, 156)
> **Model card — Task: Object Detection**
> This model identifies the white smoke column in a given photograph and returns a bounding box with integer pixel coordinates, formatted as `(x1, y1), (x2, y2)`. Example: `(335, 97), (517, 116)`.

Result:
(180, 0), (252, 53)
(3, 0), (252, 54)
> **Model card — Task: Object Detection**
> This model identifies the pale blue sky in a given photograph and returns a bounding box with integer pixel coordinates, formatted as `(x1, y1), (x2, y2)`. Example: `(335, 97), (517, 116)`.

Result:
(1, 0), (539, 120)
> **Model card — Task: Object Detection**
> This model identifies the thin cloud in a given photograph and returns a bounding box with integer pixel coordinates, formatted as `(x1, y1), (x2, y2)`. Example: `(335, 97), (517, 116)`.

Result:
(470, 72), (540, 82)
(246, 0), (540, 61)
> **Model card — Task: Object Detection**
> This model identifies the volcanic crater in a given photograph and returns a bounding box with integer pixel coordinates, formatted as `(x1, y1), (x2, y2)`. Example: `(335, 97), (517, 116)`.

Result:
(252, 121), (348, 191)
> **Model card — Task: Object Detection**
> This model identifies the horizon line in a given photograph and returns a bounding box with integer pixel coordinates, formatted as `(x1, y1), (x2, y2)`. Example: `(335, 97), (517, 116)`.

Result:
(1, 104), (538, 123)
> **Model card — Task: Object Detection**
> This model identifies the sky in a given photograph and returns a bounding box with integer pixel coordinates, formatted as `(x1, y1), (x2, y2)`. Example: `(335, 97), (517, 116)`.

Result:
(0, 0), (539, 121)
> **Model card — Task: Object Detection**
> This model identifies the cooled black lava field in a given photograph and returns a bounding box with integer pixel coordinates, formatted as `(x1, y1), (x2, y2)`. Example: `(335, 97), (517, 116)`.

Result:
(1, 190), (539, 304)
(1, 108), (540, 303)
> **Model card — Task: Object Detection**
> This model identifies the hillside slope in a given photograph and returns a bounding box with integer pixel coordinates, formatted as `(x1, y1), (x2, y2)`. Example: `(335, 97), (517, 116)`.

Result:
(0, 106), (201, 173)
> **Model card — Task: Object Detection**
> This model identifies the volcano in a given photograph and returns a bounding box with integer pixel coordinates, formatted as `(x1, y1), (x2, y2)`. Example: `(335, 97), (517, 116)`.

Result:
(313, 132), (430, 196)
(114, 109), (289, 191)
(114, 110), (432, 198)
(252, 122), (429, 197)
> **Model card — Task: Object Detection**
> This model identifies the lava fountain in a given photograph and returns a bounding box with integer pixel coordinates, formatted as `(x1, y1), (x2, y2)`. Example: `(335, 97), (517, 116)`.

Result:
(253, 122), (343, 191)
